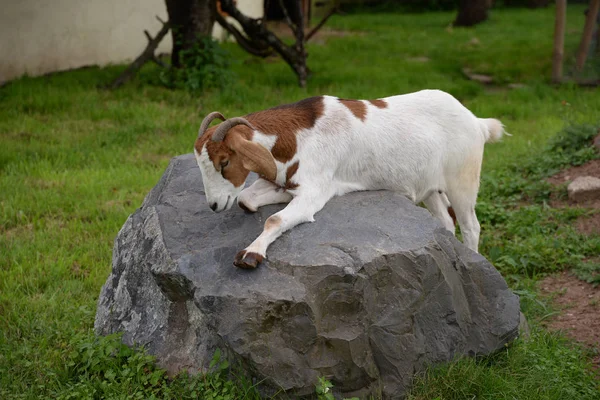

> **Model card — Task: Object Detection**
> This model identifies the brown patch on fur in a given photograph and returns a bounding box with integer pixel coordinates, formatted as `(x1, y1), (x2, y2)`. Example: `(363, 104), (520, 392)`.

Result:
(234, 250), (264, 269)
(194, 125), (253, 188)
(246, 97), (324, 163)
(285, 161), (300, 190)
(194, 125), (215, 156)
(448, 207), (457, 226)
(265, 215), (282, 230)
(339, 99), (367, 121)
(195, 98), (323, 186)
(221, 158), (249, 187)
(368, 99), (388, 109)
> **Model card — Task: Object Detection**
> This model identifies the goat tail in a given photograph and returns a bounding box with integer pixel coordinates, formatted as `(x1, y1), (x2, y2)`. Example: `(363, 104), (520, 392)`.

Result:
(479, 118), (510, 143)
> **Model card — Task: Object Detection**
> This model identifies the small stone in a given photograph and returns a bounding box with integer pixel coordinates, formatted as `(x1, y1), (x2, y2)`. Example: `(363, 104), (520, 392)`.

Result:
(508, 83), (526, 89)
(407, 56), (430, 63)
(462, 68), (493, 84)
(568, 176), (600, 202)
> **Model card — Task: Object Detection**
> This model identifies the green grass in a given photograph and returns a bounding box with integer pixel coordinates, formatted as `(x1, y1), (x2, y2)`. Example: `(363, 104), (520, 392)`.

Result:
(1, 5), (600, 399)
(478, 124), (600, 279)
(407, 329), (599, 400)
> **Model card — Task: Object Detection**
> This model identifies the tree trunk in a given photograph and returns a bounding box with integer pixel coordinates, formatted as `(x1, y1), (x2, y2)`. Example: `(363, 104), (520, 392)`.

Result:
(552, 0), (567, 83)
(575, 0), (600, 71)
(454, 0), (489, 27)
(165, 0), (215, 67)
(528, 0), (550, 8)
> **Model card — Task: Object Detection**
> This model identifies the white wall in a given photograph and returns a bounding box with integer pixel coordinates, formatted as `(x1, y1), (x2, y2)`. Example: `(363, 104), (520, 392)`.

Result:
(0, 0), (263, 84)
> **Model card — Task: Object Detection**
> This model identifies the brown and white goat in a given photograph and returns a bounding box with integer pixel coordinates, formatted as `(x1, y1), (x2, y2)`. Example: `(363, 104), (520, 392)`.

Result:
(194, 90), (506, 269)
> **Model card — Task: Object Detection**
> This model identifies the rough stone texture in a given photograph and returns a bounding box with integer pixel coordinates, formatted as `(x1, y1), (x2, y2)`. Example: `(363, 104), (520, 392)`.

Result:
(568, 176), (600, 202)
(95, 154), (521, 399)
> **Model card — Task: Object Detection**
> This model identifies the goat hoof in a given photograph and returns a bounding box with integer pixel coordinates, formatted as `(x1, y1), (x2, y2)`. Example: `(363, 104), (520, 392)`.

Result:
(234, 250), (264, 269)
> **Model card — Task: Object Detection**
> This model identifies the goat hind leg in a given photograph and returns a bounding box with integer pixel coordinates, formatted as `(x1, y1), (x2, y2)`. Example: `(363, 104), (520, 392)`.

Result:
(446, 187), (481, 252)
(423, 191), (456, 235)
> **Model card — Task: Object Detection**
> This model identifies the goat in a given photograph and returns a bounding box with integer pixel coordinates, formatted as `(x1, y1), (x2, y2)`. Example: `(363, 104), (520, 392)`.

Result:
(193, 90), (506, 269)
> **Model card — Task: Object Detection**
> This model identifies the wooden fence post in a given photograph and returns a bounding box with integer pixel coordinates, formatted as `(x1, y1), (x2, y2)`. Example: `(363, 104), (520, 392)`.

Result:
(575, 0), (600, 71)
(552, 0), (567, 83)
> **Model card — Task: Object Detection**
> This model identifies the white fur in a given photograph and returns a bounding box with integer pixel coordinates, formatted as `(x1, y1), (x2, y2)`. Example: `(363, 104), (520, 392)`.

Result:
(480, 118), (508, 142)
(194, 147), (243, 212)
(198, 89), (507, 263)
(237, 178), (292, 212)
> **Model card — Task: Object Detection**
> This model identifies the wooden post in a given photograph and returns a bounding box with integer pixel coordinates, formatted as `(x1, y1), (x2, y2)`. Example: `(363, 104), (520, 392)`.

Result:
(303, 0), (311, 28)
(552, 0), (567, 83)
(575, 0), (600, 71)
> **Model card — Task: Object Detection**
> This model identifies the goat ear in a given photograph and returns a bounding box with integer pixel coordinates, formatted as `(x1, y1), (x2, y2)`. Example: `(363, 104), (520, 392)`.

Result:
(229, 135), (277, 181)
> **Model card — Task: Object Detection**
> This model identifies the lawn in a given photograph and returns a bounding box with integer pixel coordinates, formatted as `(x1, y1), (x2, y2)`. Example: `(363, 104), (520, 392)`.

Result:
(1, 5), (599, 399)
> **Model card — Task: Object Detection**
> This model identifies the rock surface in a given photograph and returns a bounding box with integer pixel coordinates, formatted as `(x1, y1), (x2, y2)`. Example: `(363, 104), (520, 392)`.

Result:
(95, 154), (521, 399)
(568, 176), (600, 202)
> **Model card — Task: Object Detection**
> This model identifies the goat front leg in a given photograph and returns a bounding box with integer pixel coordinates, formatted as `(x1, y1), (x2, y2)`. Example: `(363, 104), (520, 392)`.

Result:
(234, 191), (334, 269)
(237, 178), (292, 212)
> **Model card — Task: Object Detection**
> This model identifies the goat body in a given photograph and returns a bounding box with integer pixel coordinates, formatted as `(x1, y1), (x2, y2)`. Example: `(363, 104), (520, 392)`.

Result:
(194, 90), (506, 268)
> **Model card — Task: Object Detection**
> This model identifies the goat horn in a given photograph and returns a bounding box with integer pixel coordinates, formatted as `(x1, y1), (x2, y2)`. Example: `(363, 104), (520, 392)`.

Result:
(212, 117), (256, 142)
(198, 112), (226, 138)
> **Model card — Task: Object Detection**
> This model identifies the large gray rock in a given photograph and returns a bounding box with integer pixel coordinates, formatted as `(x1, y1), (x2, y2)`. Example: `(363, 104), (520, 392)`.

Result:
(95, 154), (520, 399)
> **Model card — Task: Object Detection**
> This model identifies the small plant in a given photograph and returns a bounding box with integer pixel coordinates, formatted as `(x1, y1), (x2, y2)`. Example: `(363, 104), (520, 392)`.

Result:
(161, 36), (235, 92)
(315, 377), (335, 400)
(315, 377), (360, 400)
(573, 260), (600, 286)
(53, 333), (258, 400)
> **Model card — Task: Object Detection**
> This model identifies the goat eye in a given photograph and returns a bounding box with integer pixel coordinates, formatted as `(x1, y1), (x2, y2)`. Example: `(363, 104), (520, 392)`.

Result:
(220, 160), (229, 169)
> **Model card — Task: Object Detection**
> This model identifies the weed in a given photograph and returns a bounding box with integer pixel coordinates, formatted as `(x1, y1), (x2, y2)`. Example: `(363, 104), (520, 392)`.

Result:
(160, 36), (235, 92)
(315, 377), (360, 400)
(572, 260), (600, 286)
(315, 377), (335, 400)
(51, 334), (259, 400)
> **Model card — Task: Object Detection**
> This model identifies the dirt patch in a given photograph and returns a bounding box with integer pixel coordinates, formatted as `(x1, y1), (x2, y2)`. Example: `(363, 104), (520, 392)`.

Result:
(540, 271), (600, 348)
(539, 152), (600, 371)
(2, 223), (34, 240)
(547, 159), (600, 230)
(407, 56), (430, 63)
(71, 261), (90, 279)
(547, 158), (600, 186)
(540, 272), (600, 370)
(102, 199), (133, 212)
(576, 211), (600, 235)
(549, 194), (600, 211)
